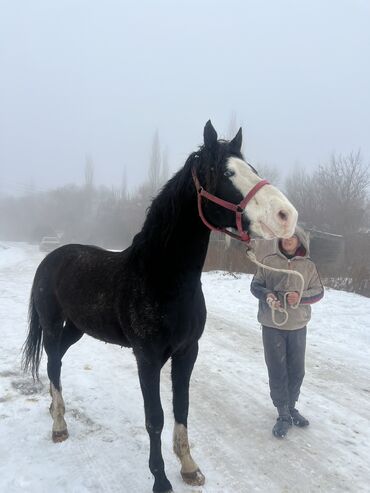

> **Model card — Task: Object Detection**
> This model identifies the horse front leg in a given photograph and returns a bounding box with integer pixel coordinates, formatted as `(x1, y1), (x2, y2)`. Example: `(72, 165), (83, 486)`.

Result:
(171, 342), (205, 486)
(137, 358), (173, 493)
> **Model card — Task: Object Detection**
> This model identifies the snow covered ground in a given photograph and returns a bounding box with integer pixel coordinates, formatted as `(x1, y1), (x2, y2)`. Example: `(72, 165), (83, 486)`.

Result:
(1, 242), (369, 493)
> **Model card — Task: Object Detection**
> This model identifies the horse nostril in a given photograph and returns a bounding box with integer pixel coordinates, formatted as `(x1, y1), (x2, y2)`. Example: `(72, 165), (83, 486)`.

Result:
(278, 210), (288, 222)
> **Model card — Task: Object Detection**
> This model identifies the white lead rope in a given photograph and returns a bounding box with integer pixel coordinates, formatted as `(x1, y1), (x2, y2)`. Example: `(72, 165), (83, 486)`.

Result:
(246, 249), (305, 327)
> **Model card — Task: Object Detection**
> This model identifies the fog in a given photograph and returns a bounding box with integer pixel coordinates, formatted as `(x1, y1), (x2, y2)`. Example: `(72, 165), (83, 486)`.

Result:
(1, 0), (370, 195)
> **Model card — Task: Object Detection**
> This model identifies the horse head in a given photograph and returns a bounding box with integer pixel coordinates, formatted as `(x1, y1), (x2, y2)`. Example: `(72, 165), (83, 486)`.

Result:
(193, 120), (298, 240)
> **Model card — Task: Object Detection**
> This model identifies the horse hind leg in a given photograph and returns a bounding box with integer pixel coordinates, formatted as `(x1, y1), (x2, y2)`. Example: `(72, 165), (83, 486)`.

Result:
(44, 328), (68, 442)
(45, 319), (83, 443)
(49, 382), (68, 443)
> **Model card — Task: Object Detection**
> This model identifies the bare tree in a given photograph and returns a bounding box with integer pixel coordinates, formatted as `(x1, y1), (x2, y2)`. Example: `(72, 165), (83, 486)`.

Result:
(160, 147), (170, 187)
(256, 162), (281, 186)
(285, 167), (321, 227)
(364, 198), (370, 229)
(315, 151), (370, 233)
(85, 155), (94, 190)
(227, 111), (238, 139)
(285, 151), (370, 234)
(121, 166), (128, 200)
(148, 130), (161, 195)
(227, 111), (245, 154)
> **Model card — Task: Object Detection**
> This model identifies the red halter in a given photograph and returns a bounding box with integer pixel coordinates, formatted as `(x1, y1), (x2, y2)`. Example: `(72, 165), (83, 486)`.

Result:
(192, 167), (269, 242)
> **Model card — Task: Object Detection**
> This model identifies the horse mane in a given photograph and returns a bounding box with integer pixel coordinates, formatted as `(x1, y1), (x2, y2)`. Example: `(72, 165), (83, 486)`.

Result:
(131, 151), (200, 254)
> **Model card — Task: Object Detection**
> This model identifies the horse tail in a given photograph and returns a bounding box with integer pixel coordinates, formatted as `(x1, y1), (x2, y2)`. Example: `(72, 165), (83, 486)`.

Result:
(22, 291), (43, 381)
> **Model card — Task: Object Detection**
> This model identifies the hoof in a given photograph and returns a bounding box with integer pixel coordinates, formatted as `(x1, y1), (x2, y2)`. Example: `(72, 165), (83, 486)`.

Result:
(52, 429), (69, 443)
(153, 477), (173, 493)
(181, 468), (205, 486)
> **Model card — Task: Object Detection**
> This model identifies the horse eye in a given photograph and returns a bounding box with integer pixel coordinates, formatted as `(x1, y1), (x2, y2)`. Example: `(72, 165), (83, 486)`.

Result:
(224, 170), (234, 178)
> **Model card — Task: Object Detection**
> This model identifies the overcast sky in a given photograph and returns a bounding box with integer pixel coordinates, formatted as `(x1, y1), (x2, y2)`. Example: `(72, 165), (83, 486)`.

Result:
(1, 0), (369, 195)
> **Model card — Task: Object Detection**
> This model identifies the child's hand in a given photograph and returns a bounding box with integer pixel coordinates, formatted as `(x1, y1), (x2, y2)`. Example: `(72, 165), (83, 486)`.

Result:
(287, 291), (300, 305)
(266, 293), (281, 309)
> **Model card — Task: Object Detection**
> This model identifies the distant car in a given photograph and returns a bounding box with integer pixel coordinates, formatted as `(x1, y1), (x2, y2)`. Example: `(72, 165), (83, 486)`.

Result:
(39, 236), (61, 253)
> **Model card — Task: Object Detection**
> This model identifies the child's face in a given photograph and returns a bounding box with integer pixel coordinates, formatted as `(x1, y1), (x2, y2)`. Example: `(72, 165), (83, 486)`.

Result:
(281, 235), (299, 255)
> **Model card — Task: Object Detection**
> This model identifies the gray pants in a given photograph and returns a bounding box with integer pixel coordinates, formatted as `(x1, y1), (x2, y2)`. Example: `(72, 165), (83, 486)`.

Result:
(262, 325), (306, 409)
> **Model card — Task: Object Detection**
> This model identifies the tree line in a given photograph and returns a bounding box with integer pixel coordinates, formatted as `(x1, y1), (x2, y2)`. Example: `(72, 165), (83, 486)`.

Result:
(1, 138), (369, 295)
(0, 132), (170, 249)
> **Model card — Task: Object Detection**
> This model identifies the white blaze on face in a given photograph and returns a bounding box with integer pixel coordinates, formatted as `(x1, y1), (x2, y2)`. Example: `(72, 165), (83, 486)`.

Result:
(227, 157), (298, 239)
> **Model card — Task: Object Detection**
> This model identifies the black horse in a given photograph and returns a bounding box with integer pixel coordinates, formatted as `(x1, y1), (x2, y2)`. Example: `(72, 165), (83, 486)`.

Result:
(22, 121), (297, 493)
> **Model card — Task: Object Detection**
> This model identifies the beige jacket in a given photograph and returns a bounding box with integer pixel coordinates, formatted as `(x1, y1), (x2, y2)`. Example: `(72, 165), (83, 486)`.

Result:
(250, 227), (324, 330)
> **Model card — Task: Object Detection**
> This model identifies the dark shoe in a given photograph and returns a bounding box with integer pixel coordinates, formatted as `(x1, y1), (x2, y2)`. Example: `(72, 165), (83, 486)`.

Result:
(272, 416), (292, 438)
(290, 408), (309, 427)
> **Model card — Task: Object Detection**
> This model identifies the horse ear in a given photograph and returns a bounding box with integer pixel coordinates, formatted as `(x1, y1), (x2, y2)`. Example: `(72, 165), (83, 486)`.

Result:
(229, 127), (242, 153)
(203, 120), (218, 150)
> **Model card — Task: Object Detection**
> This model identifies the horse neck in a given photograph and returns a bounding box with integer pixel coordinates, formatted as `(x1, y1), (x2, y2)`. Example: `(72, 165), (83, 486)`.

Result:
(159, 205), (211, 276)
(131, 177), (211, 283)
